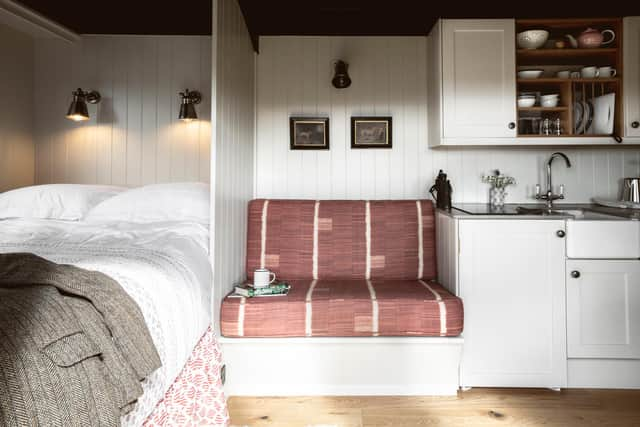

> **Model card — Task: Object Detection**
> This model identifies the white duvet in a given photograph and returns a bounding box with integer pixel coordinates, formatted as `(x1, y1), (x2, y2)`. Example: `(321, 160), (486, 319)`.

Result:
(0, 219), (212, 426)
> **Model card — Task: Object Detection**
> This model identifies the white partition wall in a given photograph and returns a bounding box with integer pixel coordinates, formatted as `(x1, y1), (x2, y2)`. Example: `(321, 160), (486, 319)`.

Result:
(210, 0), (256, 333)
(0, 24), (34, 191)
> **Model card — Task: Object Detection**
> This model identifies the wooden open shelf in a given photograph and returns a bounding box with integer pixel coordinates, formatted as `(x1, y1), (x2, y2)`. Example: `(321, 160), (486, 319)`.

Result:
(517, 48), (618, 58)
(518, 107), (568, 112)
(515, 18), (623, 139)
(517, 78), (620, 84)
(516, 134), (614, 138)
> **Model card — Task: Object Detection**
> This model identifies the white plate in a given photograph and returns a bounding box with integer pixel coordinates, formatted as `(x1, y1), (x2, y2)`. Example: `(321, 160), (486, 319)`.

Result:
(591, 93), (616, 135)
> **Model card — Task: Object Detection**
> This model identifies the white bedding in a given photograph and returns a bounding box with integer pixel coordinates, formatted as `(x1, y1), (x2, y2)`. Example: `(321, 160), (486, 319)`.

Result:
(0, 218), (212, 426)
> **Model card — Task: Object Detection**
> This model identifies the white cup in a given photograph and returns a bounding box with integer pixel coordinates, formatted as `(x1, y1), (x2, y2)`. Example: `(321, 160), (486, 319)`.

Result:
(580, 66), (599, 78)
(597, 66), (617, 78)
(254, 268), (276, 288)
(556, 70), (570, 79)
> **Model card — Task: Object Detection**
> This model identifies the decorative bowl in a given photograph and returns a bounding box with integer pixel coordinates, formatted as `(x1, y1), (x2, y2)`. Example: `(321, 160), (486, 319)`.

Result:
(518, 70), (544, 79)
(517, 97), (536, 108)
(540, 97), (559, 108)
(517, 30), (550, 49)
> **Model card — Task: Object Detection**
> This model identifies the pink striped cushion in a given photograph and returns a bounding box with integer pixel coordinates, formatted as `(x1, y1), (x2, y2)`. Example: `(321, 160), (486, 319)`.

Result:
(220, 280), (463, 338)
(245, 199), (437, 281)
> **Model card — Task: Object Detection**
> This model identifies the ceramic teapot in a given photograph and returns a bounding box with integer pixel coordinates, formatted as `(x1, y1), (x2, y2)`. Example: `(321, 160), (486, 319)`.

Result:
(576, 28), (615, 48)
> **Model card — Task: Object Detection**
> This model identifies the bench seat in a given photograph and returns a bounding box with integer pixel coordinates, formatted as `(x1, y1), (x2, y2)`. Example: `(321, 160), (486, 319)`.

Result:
(220, 199), (464, 340)
(221, 279), (463, 337)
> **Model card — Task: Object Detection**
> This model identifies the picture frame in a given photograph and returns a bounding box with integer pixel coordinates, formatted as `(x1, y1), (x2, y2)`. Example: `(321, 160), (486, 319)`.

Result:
(289, 117), (330, 150)
(351, 116), (392, 149)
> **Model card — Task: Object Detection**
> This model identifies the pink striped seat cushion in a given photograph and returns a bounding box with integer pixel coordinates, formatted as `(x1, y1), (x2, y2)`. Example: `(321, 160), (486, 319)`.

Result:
(220, 279), (463, 337)
(246, 199), (437, 281)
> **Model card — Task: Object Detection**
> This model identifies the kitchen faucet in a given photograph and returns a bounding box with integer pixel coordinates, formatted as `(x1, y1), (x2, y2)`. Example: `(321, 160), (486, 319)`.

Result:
(535, 152), (572, 209)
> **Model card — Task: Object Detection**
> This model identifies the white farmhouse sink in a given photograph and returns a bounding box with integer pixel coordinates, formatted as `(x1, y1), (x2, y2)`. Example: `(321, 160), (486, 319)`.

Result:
(566, 215), (640, 259)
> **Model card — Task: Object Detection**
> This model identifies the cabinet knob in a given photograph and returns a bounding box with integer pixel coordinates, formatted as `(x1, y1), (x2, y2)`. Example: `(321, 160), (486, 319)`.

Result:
(571, 270), (581, 278)
(556, 230), (566, 238)
(508, 122), (516, 130)
(632, 121), (640, 129)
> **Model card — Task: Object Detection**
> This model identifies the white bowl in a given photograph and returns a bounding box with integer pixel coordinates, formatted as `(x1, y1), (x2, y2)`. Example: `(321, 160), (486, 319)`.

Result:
(540, 94), (559, 100)
(518, 98), (536, 108)
(540, 97), (559, 108)
(517, 30), (550, 49)
(518, 70), (544, 79)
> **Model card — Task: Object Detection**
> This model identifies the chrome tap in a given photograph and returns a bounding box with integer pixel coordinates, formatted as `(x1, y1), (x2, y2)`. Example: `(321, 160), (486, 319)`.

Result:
(535, 152), (572, 209)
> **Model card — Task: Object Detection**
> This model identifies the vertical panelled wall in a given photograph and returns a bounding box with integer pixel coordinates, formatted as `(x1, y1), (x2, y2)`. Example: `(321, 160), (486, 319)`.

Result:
(211, 0), (255, 330)
(33, 35), (211, 186)
(0, 24), (34, 191)
(255, 36), (640, 203)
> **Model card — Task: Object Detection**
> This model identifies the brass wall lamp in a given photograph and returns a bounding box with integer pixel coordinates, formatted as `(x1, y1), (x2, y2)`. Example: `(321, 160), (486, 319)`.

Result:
(332, 60), (351, 89)
(66, 88), (101, 121)
(179, 89), (202, 121)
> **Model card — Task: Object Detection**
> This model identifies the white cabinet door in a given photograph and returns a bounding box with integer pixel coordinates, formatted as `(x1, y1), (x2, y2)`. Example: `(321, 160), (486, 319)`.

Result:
(567, 260), (640, 359)
(442, 20), (517, 138)
(624, 17), (640, 137)
(459, 220), (567, 388)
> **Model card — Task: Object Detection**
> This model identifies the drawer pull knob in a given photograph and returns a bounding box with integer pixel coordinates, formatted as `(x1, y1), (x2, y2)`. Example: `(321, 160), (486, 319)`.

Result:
(556, 230), (566, 238)
(571, 271), (581, 278)
(632, 121), (640, 129)
(508, 122), (516, 130)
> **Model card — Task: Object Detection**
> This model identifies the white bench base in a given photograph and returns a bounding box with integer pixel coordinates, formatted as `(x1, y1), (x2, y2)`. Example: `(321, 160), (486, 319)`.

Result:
(219, 336), (463, 396)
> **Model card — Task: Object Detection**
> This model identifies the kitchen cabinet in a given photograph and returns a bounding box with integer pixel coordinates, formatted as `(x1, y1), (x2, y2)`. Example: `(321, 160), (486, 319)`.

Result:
(455, 219), (567, 388)
(428, 18), (638, 146)
(567, 260), (640, 359)
(624, 17), (640, 137)
(440, 20), (517, 139)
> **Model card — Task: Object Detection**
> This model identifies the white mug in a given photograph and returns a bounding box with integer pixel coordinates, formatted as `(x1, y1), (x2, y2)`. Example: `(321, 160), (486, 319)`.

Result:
(580, 66), (599, 78)
(254, 268), (276, 288)
(597, 66), (617, 78)
(556, 70), (570, 79)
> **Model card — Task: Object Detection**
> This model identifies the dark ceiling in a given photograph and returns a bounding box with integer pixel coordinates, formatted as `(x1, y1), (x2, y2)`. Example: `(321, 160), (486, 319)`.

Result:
(16, 1), (640, 50)
(17, 0), (213, 35)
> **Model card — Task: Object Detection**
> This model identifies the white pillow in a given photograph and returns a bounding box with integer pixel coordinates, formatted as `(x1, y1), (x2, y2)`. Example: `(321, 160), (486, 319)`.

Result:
(85, 182), (210, 224)
(0, 184), (126, 221)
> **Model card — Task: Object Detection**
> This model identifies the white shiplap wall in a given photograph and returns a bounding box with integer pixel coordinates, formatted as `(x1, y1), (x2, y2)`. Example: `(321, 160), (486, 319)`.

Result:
(255, 36), (640, 203)
(0, 24), (34, 191)
(211, 0), (255, 330)
(33, 35), (212, 186)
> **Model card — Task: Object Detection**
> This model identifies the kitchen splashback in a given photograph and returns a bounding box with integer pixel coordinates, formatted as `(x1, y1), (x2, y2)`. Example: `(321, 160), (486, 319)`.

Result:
(254, 36), (640, 203)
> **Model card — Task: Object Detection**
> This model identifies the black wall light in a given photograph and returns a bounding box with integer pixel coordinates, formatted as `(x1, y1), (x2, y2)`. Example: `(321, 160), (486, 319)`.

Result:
(332, 60), (351, 89)
(66, 88), (101, 121)
(179, 89), (202, 121)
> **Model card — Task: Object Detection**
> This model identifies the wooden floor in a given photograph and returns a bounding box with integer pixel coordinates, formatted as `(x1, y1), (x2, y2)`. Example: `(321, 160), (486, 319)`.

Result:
(228, 388), (640, 426)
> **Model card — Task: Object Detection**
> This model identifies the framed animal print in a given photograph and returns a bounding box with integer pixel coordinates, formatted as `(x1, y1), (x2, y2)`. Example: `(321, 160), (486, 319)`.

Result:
(351, 116), (392, 149)
(289, 117), (330, 150)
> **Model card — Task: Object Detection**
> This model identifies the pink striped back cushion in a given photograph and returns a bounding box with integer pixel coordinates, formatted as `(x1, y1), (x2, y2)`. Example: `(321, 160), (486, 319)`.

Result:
(246, 199), (437, 281)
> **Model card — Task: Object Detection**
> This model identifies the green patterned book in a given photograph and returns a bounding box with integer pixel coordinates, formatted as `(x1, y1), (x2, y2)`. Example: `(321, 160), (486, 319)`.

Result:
(233, 282), (291, 297)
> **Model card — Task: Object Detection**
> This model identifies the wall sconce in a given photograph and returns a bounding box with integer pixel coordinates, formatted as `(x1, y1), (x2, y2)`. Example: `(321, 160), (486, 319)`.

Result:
(66, 88), (101, 121)
(332, 60), (351, 89)
(179, 89), (202, 121)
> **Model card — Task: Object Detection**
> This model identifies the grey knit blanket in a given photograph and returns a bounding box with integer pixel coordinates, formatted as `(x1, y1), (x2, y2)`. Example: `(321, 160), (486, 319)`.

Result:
(0, 253), (161, 427)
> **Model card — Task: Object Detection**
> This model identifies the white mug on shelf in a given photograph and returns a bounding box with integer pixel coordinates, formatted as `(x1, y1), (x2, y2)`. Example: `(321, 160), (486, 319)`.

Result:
(254, 268), (276, 288)
(597, 66), (617, 78)
(580, 66), (599, 78)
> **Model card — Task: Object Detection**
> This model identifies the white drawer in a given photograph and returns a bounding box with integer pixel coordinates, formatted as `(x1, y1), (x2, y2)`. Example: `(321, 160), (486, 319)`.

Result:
(566, 220), (640, 259)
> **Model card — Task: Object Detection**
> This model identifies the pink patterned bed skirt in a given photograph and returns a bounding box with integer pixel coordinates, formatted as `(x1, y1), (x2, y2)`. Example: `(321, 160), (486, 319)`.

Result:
(144, 327), (229, 426)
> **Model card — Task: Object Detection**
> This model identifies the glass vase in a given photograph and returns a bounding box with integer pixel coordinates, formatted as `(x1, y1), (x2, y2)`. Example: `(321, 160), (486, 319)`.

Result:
(490, 187), (507, 208)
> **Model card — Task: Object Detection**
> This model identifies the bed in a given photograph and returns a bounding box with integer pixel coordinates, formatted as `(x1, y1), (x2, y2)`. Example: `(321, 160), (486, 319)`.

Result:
(0, 183), (228, 426)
